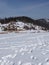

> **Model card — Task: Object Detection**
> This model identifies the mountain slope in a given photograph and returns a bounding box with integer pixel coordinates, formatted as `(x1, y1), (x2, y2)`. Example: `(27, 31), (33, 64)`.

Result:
(0, 16), (49, 30)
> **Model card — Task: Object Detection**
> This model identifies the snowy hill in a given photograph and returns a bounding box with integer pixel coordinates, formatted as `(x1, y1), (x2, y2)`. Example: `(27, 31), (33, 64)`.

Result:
(0, 16), (49, 65)
(0, 20), (48, 33)
(45, 19), (49, 22)
(0, 16), (49, 30)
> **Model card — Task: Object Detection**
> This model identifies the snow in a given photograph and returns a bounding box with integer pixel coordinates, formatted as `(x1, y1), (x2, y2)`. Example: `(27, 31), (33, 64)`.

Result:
(16, 21), (24, 28)
(0, 27), (2, 32)
(45, 19), (49, 22)
(38, 63), (42, 65)
(0, 31), (49, 65)
(18, 61), (22, 65)
(22, 62), (32, 65)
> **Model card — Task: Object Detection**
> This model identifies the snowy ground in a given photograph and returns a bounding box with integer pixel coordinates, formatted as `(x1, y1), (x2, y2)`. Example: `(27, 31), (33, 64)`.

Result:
(0, 31), (49, 65)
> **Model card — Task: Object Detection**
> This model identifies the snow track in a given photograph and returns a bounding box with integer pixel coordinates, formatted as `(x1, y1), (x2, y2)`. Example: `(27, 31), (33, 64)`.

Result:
(0, 32), (49, 65)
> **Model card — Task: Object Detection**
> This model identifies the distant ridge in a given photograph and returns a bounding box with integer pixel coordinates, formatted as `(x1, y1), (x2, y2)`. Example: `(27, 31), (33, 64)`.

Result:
(0, 16), (49, 30)
(0, 16), (35, 24)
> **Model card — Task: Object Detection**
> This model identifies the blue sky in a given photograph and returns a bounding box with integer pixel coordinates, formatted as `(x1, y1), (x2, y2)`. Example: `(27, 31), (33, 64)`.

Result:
(0, 0), (49, 19)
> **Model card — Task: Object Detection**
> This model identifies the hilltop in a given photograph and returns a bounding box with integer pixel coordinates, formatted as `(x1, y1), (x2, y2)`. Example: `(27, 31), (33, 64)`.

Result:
(0, 16), (49, 30)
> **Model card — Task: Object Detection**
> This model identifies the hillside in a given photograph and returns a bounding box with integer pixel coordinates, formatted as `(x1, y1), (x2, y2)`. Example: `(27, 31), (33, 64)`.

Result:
(0, 16), (49, 30)
(0, 16), (35, 24)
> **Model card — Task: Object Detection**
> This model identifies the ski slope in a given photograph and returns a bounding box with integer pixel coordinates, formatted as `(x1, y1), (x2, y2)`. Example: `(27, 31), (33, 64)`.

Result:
(0, 31), (49, 65)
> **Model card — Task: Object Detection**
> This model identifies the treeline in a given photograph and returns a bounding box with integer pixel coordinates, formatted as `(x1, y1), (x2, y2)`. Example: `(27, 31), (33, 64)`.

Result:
(35, 19), (49, 30)
(0, 16), (35, 24)
(0, 16), (49, 30)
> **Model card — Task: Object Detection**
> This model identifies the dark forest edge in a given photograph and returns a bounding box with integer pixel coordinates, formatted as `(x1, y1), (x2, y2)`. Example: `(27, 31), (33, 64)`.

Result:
(0, 16), (49, 30)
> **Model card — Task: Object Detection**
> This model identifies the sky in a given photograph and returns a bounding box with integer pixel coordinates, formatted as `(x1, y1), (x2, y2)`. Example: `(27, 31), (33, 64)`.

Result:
(0, 0), (49, 19)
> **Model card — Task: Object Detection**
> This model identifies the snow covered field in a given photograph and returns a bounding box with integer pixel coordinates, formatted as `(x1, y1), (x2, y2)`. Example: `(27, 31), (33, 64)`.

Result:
(0, 31), (49, 65)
